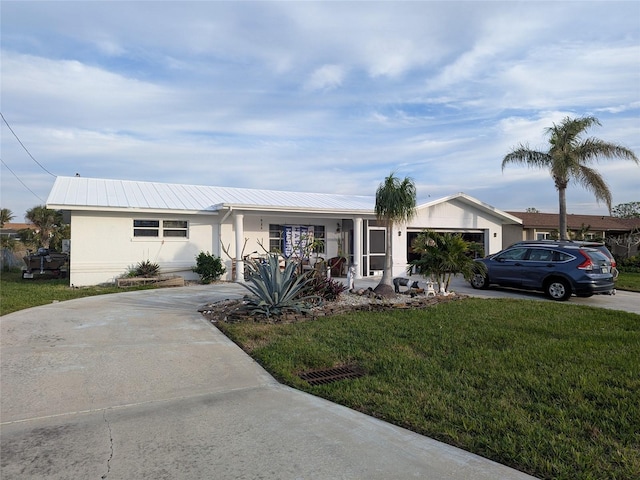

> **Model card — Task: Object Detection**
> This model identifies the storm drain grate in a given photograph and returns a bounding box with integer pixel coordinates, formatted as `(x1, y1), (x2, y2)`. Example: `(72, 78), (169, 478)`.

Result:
(298, 365), (365, 386)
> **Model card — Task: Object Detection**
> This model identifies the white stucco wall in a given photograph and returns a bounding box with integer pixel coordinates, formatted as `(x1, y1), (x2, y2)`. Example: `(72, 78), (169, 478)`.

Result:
(408, 199), (506, 255)
(68, 211), (218, 286)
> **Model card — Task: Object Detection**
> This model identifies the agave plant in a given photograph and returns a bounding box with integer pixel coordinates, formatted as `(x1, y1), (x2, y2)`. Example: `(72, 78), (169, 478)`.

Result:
(241, 253), (317, 318)
(135, 259), (160, 278)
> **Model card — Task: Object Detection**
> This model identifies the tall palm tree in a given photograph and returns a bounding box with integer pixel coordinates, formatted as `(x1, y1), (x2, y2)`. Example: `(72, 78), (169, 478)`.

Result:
(373, 173), (416, 297)
(502, 116), (638, 239)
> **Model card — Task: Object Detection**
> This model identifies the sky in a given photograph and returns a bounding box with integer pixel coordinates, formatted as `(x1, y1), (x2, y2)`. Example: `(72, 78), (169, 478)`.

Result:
(1, 1), (639, 222)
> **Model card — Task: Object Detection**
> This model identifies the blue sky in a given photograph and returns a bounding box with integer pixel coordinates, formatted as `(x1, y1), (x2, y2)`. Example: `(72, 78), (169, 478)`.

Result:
(2, 1), (639, 221)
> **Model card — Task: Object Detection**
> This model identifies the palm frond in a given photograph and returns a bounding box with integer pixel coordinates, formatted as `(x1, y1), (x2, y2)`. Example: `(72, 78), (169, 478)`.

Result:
(574, 165), (612, 210)
(501, 146), (551, 171)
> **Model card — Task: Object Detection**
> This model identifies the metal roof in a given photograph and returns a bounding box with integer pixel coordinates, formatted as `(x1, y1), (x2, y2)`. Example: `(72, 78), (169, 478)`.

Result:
(46, 176), (376, 213)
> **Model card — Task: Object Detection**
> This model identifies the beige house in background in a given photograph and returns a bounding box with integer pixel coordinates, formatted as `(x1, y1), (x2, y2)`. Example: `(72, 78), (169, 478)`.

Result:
(46, 176), (521, 286)
(503, 211), (640, 257)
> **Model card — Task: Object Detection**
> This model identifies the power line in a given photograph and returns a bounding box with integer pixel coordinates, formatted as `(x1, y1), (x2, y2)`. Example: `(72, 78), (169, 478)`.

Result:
(0, 158), (46, 203)
(0, 112), (56, 177)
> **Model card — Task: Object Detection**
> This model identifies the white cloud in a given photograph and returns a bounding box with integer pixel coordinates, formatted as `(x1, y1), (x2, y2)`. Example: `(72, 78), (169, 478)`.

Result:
(304, 64), (345, 91)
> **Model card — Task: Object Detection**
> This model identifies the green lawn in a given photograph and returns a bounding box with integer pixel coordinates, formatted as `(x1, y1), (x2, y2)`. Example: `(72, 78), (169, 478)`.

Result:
(617, 271), (640, 292)
(219, 298), (640, 480)
(0, 269), (156, 316)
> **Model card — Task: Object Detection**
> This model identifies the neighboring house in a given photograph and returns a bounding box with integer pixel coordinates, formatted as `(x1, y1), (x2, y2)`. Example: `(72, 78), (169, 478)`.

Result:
(0, 223), (37, 239)
(504, 211), (640, 257)
(46, 176), (521, 286)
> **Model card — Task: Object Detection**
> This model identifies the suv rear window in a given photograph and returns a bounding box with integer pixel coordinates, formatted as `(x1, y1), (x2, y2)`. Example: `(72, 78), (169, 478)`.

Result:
(555, 251), (574, 262)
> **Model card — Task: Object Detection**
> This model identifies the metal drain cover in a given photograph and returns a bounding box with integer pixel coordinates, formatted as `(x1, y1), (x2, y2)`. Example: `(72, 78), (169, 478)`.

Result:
(298, 365), (365, 386)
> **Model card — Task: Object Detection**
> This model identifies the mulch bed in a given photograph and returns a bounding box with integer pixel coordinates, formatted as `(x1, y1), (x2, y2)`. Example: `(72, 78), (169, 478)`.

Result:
(199, 292), (467, 324)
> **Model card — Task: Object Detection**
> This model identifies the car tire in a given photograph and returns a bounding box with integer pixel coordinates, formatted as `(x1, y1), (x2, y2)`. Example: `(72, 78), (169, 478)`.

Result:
(546, 278), (571, 301)
(470, 273), (489, 289)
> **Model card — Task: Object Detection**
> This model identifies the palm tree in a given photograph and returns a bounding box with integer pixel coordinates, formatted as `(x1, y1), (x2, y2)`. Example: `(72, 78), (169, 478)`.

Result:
(410, 231), (478, 293)
(502, 116), (638, 239)
(0, 208), (14, 228)
(25, 205), (61, 249)
(373, 173), (417, 297)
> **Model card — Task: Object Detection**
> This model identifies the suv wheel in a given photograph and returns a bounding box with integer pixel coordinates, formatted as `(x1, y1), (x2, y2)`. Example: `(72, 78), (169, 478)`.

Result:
(470, 273), (489, 289)
(546, 278), (571, 301)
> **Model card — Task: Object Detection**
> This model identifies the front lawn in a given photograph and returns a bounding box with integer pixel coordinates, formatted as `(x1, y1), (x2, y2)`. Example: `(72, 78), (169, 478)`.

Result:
(0, 269), (156, 315)
(219, 298), (640, 480)
(617, 271), (640, 292)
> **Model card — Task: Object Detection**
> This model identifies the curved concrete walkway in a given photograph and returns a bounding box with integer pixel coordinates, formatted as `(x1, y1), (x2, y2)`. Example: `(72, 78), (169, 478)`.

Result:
(1, 283), (537, 479)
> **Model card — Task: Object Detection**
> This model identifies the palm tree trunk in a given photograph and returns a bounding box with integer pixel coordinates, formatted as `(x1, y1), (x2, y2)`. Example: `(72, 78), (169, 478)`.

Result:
(380, 224), (393, 286)
(373, 223), (396, 297)
(558, 187), (568, 240)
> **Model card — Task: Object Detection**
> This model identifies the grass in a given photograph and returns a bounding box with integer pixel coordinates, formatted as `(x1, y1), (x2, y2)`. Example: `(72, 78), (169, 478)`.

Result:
(617, 271), (640, 292)
(219, 298), (640, 480)
(0, 269), (157, 316)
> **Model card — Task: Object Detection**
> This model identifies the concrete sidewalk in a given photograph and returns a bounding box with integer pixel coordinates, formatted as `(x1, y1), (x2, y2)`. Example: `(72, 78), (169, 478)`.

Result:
(1, 283), (536, 479)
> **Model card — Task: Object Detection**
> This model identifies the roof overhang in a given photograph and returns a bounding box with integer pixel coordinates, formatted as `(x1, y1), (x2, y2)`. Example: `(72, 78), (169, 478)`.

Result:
(46, 204), (219, 216)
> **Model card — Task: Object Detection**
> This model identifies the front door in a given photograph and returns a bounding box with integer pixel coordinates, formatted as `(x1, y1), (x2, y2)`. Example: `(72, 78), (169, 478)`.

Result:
(368, 228), (386, 275)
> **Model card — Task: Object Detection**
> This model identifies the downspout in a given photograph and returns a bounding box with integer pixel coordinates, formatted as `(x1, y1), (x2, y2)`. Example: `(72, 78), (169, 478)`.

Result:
(220, 205), (233, 224)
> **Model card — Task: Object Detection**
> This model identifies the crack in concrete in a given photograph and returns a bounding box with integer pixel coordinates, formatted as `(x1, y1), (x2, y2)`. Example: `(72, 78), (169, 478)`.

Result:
(101, 410), (114, 479)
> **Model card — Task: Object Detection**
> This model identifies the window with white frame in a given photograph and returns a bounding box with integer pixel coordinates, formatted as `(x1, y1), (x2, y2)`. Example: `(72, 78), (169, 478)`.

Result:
(133, 219), (188, 238)
(536, 232), (551, 240)
(269, 224), (325, 255)
(134, 220), (159, 237)
(163, 220), (188, 237)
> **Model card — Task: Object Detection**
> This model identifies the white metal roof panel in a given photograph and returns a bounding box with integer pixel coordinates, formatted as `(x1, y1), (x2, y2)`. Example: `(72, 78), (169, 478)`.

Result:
(47, 177), (375, 213)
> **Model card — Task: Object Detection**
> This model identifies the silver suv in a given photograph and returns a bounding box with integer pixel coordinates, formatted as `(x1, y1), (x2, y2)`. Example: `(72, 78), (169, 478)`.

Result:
(471, 243), (615, 301)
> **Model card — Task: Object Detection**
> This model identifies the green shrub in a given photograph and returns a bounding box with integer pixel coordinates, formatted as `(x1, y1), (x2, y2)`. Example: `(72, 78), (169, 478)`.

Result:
(619, 255), (640, 273)
(192, 251), (226, 284)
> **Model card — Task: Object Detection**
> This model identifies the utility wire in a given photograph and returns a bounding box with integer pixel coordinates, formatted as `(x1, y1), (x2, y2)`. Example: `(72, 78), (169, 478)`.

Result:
(1, 111), (56, 177)
(0, 158), (46, 203)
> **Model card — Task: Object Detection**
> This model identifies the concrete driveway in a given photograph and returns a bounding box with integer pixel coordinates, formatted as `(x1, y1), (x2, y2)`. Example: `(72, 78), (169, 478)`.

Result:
(1, 283), (537, 480)
(445, 275), (640, 314)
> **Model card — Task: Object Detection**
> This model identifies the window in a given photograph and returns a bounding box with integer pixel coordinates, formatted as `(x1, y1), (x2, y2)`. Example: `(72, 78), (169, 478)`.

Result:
(269, 224), (283, 252)
(134, 220), (159, 237)
(495, 247), (528, 261)
(555, 252), (573, 262)
(312, 225), (325, 253)
(133, 219), (188, 238)
(163, 220), (188, 237)
(269, 224), (325, 255)
(536, 232), (550, 240)
(528, 249), (554, 262)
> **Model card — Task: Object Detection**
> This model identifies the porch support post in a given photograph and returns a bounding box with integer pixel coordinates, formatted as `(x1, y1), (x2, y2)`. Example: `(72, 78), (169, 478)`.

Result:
(234, 213), (244, 282)
(353, 217), (363, 279)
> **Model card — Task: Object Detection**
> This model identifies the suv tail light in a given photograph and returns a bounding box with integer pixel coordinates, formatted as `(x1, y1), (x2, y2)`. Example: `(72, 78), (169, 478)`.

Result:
(576, 250), (594, 270)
